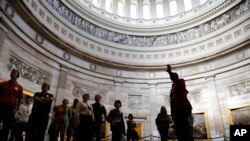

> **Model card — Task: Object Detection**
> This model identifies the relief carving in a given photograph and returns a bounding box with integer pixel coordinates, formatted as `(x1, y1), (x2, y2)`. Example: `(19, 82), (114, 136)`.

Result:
(227, 81), (250, 97)
(72, 86), (106, 102)
(7, 56), (51, 85)
(128, 95), (143, 110)
(44, 0), (250, 47)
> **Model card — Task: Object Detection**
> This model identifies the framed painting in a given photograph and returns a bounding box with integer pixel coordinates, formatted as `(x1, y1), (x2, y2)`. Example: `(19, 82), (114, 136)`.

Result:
(192, 112), (210, 139)
(168, 112), (210, 140)
(227, 104), (250, 125)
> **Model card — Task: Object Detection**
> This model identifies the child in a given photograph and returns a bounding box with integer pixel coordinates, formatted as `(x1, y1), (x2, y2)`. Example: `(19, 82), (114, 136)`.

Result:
(126, 114), (139, 141)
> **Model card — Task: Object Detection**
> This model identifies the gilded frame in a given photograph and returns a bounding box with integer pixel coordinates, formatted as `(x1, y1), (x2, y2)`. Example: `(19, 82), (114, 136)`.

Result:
(192, 111), (210, 139)
(168, 111), (210, 140)
(227, 104), (250, 125)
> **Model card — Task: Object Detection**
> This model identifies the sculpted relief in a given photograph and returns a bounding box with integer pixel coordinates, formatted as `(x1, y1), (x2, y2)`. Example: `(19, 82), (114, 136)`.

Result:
(7, 56), (51, 85)
(45, 0), (249, 47)
(72, 86), (106, 102)
(128, 95), (143, 110)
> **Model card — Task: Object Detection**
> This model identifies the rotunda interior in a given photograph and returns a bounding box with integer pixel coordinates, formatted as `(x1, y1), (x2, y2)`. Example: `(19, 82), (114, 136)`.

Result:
(0, 0), (250, 140)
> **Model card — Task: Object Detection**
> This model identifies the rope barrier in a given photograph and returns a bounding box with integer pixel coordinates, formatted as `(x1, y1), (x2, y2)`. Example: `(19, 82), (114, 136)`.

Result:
(101, 133), (230, 140)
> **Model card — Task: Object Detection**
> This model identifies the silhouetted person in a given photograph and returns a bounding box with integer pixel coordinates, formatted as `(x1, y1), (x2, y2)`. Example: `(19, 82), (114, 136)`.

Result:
(107, 100), (125, 141)
(25, 83), (54, 141)
(92, 95), (106, 141)
(0, 69), (24, 141)
(66, 98), (79, 141)
(127, 114), (139, 141)
(156, 106), (172, 141)
(165, 64), (194, 141)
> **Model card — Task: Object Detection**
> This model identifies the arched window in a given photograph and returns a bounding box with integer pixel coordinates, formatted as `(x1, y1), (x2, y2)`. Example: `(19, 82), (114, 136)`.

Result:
(105, 0), (113, 12)
(170, 0), (178, 16)
(156, 1), (164, 18)
(200, 0), (207, 5)
(184, 0), (192, 11)
(92, 0), (100, 7)
(130, 3), (137, 19)
(143, 4), (150, 19)
(118, 0), (125, 16)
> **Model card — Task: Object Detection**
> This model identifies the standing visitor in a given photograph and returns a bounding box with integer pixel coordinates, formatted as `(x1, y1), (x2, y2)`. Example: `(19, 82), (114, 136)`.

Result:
(92, 95), (107, 141)
(155, 106), (172, 141)
(107, 100), (125, 141)
(66, 98), (79, 141)
(0, 69), (24, 141)
(48, 98), (72, 141)
(14, 96), (33, 141)
(75, 93), (94, 141)
(25, 83), (54, 141)
(165, 64), (194, 141)
(126, 114), (139, 141)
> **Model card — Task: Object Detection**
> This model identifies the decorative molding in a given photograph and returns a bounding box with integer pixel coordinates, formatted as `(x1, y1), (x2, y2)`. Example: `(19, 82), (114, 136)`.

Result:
(41, 0), (249, 47)
(128, 95), (143, 110)
(72, 85), (107, 102)
(0, 30), (6, 50)
(35, 33), (44, 44)
(188, 92), (201, 105)
(5, 3), (15, 18)
(227, 81), (250, 97)
(7, 56), (52, 85)
(63, 52), (71, 61)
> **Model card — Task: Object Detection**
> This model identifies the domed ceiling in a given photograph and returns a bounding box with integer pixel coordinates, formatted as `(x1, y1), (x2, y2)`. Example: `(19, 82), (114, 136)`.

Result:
(9, 0), (250, 68)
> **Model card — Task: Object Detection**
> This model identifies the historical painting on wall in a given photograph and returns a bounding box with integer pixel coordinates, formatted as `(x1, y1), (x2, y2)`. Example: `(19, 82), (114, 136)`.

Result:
(192, 113), (209, 139)
(228, 105), (250, 125)
(168, 112), (209, 139)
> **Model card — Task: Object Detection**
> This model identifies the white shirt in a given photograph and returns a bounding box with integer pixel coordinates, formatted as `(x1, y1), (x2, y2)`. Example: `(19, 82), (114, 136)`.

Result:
(15, 103), (33, 123)
(76, 101), (94, 117)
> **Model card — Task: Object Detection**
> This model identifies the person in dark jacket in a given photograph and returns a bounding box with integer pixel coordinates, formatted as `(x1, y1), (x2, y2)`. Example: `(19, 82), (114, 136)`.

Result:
(156, 106), (172, 141)
(127, 114), (139, 141)
(165, 64), (194, 141)
(92, 95), (106, 141)
(25, 83), (54, 141)
(107, 100), (125, 141)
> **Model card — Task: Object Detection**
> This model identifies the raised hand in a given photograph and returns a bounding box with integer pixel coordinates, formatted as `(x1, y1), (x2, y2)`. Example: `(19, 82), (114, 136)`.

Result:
(165, 64), (171, 73)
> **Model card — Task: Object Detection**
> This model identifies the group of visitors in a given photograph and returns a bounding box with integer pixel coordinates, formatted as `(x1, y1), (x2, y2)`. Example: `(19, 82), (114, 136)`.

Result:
(0, 64), (193, 141)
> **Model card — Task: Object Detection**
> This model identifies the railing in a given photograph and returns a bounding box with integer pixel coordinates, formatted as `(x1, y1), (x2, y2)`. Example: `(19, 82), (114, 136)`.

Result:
(99, 134), (231, 141)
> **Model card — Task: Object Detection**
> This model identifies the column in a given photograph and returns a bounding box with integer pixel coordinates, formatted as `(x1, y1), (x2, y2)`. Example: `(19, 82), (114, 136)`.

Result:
(0, 15), (11, 52)
(163, 0), (170, 16)
(191, 0), (199, 8)
(55, 65), (69, 105)
(150, 0), (156, 18)
(114, 80), (123, 100)
(113, 0), (118, 15)
(148, 83), (157, 135)
(137, 0), (142, 19)
(205, 76), (225, 136)
(125, 0), (130, 17)
(0, 18), (12, 75)
(176, 0), (185, 13)
(100, 0), (106, 9)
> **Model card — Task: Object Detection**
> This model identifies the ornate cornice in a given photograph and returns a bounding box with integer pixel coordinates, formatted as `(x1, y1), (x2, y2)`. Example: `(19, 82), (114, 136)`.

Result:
(5, 0), (250, 69)
(41, 0), (249, 47)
